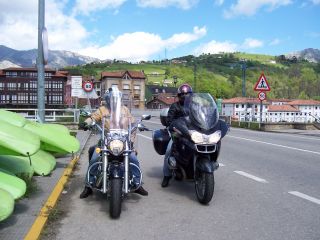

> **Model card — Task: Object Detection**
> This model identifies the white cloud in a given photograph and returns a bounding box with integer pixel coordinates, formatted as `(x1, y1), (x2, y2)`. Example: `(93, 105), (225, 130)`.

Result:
(311, 0), (320, 4)
(269, 38), (281, 45)
(223, 0), (292, 18)
(165, 26), (207, 49)
(72, 0), (127, 16)
(136, 0), (199, 9)
(0, 0), (89, 51)
(241, 38), (263, 49)
(194, 40), (238, 55)
(214, 0), (224, 6)
(79, 26), (207, 62)
(194, 37), (263, 55)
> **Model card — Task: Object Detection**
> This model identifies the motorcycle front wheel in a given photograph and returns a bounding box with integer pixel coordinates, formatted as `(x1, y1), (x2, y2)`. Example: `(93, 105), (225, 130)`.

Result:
(109, 178), (123, 219)
(195, 171), (214, 204)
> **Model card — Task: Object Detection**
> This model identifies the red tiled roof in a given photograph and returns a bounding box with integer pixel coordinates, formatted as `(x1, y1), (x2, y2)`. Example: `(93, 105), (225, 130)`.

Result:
(157, 94), (176, 105)
(268, 105), (299, 112)
(287, 100), (320, 106)
(222, 97), (268, 104)
(101, 70), (146, 79)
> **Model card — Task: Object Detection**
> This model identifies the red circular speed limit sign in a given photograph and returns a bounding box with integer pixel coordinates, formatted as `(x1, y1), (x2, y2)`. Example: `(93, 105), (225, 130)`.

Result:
(258, 91), (266, 101)
(83, 81), (94, 92)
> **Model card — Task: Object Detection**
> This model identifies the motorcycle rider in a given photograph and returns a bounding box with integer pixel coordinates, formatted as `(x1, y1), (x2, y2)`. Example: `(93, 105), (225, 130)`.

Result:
(161, 83), (193, 187)
(79, 87), (148, 198)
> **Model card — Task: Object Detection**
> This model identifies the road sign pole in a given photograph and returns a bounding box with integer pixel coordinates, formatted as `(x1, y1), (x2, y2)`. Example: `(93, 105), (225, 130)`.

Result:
(259, 100), (262, 129)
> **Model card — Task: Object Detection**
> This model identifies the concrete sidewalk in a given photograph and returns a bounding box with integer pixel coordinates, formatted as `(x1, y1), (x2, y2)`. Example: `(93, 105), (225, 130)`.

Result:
(0, 130), (91, 240)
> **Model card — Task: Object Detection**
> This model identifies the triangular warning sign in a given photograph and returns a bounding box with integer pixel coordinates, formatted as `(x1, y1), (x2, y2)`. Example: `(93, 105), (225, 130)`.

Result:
(254, 73), (270, 91)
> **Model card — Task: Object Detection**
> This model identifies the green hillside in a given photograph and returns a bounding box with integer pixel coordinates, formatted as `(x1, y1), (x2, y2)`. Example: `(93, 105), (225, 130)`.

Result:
(65, 53), (320, 100)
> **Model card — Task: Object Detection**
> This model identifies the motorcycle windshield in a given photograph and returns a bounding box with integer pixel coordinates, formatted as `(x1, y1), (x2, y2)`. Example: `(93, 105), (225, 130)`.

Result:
(109, 88), (130, 131)
(185, 93), (219, 131)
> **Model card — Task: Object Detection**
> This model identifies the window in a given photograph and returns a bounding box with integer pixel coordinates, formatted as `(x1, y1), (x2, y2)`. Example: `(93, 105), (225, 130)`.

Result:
(0, 82), (4, 90)
(123, 84), (130, 90)
(7, 82), (17, 90)
(241, 104), (244, 108)
(235, 104), (239, 108)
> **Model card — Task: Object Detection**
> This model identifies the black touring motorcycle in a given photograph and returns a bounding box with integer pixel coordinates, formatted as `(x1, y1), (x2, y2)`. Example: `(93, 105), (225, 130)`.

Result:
(152, 93), (228, 204)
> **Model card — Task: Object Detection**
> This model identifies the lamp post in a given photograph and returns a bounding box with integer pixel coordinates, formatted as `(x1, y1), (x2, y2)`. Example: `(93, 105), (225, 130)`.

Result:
(173, 75), (178, 87)
(193, 62), (197, 92)
(37, 0), (45, 123)
(241, 59), (247, 97)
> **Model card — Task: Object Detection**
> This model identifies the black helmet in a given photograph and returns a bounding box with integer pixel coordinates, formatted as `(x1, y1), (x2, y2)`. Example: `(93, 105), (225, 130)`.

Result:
(177, 84), (192, 96)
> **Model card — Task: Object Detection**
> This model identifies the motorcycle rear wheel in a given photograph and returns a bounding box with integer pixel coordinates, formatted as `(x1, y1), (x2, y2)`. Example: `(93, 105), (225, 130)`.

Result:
(109, 178), (123, 219)
(195, 171), (214, 204)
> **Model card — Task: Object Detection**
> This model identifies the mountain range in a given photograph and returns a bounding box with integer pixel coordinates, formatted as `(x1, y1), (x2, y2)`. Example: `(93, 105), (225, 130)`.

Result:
(0, 45), (319, 69)
(0, 45), (99, 69)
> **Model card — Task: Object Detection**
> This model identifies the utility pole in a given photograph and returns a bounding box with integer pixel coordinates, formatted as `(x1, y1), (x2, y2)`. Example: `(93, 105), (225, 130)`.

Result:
(37, 0), (45, 122)
(193, 62), (197, 92)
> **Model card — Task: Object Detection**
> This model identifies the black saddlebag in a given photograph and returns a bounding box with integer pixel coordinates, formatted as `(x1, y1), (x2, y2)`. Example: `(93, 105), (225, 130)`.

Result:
(152, 129), (170, 155)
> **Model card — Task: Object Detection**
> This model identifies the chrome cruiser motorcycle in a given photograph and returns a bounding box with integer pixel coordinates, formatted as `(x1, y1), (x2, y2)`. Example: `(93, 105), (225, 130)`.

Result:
(152, 93), (228, 204)
(83, 90), (150, 218)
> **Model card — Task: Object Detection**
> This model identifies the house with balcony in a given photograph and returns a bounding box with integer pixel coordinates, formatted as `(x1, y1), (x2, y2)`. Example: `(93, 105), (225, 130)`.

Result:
(99, 70), (146, 109)
(0, 67), (68, 108)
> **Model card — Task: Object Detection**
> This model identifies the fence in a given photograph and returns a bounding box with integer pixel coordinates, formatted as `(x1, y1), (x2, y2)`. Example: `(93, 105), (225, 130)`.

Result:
(3, 108), (80, 123)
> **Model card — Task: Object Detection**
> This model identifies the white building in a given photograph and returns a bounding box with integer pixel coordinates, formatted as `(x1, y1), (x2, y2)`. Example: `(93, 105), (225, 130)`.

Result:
(222, 97), (320, 123)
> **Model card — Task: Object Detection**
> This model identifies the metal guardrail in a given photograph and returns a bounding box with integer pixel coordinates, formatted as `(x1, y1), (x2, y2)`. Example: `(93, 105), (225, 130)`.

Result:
(3, 108), (80, 123)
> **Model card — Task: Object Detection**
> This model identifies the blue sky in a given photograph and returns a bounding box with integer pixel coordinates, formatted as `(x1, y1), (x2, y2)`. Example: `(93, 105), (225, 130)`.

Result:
(0, 0), (319, 62)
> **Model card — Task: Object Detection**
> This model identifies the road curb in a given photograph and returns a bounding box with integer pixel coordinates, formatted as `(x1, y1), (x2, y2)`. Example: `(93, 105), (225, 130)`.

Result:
(24, 131), (91, 240)
(24, 155), (80, 240)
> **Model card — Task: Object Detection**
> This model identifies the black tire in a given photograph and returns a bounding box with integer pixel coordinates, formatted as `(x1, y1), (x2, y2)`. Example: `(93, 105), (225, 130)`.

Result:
(195, 171), (214, 204)
(109, 178), (123, 219)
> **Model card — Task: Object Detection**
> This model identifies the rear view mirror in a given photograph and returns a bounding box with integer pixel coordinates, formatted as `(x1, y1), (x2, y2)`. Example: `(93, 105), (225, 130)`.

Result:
(141, 114), (151, 120)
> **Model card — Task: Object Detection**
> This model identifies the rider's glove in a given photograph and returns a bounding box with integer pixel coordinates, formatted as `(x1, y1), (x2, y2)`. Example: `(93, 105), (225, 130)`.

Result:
(79, 121), (89, 131)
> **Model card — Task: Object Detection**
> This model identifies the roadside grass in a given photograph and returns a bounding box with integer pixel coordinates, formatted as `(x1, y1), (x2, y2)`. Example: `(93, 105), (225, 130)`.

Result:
(18, 173), (39, 199)
(40, 202), (66, 240)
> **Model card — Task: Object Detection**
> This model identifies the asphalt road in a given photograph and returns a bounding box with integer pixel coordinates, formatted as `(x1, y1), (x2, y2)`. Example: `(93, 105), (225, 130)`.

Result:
(42, 120), (320, 240)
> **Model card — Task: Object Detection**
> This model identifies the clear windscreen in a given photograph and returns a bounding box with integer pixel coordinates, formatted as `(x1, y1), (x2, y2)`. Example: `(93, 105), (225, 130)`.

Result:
(109, 88), (131, 131)
(184, 93), (219, 131)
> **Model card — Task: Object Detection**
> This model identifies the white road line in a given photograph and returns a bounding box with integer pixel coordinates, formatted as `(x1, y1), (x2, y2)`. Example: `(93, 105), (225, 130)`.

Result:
(138, 134), (152, 140)
(288, 191), (320, 205)
(234, 171), (268, 183)
(219, 163), (225, 167)
(146, 120), (162, 125)
(228, 135), (320, 155)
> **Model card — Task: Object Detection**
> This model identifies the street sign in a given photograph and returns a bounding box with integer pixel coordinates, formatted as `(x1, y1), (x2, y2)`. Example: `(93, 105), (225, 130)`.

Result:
(83, 81), (94, 92)
(71, 76), (83, 89)
(258, 91), (266, 101)
(254, 73), (270, 91)
(71, 88), (83, 97)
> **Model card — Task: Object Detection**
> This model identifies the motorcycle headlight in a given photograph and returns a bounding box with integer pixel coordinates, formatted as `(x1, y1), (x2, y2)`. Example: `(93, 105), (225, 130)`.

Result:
(108, 139), (124, 156)
(208, 130), (221, 143)
(190, 131), (204, 143)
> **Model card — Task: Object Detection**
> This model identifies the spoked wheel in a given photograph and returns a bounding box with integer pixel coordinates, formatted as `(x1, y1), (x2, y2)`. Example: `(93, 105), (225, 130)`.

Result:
(195, 170), (214, 204)
(109, 178), (123, 219)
